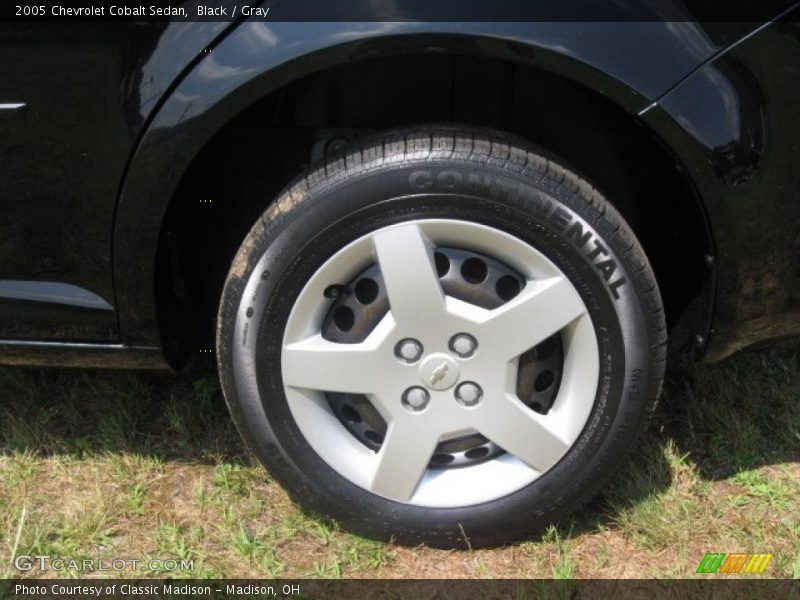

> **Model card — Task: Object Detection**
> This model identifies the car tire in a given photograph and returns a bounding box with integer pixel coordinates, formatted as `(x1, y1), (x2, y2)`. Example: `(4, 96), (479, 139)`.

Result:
(217, 126), (666, 548)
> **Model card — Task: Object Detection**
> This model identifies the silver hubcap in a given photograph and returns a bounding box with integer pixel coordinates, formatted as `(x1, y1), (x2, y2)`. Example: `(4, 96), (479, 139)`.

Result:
(281, 219), (599, 507)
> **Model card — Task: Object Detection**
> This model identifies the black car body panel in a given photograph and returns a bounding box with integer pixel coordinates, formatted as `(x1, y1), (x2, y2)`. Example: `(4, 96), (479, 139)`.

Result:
(1, 3), (799, 367)
(0, 20), (236, 342)
(114, 19), (735, 350)
(642, 10), (800, 359)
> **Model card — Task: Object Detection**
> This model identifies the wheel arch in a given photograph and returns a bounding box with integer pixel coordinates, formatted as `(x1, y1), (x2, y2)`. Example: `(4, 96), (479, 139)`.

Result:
(113, 22), (717, 361)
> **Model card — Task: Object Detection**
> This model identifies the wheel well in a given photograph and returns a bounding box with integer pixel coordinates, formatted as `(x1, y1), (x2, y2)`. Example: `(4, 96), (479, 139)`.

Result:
(156, 53), (713, 366)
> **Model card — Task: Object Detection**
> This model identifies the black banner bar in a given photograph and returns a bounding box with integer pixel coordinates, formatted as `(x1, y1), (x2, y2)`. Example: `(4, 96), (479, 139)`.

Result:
(2, 579), (799, 600)
(2, 0), (800, 23)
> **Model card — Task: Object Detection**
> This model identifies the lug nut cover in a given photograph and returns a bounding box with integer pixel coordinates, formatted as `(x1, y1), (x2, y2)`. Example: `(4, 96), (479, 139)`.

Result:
(395, 338), (424, 363)
(450, 333), (478, 358)
(455, 382), (483, 407)
(403, 386), (430, 411)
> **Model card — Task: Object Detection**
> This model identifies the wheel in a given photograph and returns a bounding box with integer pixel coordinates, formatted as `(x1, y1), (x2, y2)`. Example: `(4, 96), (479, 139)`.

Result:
(217, 127), (666, 547)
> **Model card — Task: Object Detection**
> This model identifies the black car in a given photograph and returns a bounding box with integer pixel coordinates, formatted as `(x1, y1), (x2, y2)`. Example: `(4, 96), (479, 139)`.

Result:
(2, 3), (799, 547)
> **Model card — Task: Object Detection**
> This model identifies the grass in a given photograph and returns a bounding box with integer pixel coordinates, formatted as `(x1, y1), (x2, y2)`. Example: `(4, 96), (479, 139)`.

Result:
(0, 342), (798, 579)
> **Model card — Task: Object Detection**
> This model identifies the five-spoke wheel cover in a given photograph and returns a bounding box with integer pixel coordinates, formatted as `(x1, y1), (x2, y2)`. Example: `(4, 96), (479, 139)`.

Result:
(281, 219), (599, 507)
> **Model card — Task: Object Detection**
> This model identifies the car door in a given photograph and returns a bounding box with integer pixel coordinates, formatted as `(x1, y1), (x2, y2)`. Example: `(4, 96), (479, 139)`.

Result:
(0, 20), (233, 341)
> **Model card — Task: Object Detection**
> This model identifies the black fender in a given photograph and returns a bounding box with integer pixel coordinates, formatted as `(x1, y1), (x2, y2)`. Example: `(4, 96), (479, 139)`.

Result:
(112, 18), (757, 347)
(641, 9), (800, 361)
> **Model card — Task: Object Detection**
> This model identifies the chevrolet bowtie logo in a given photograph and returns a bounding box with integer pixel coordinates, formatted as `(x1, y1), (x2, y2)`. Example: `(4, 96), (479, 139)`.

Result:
(429, 361), (450, 386)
